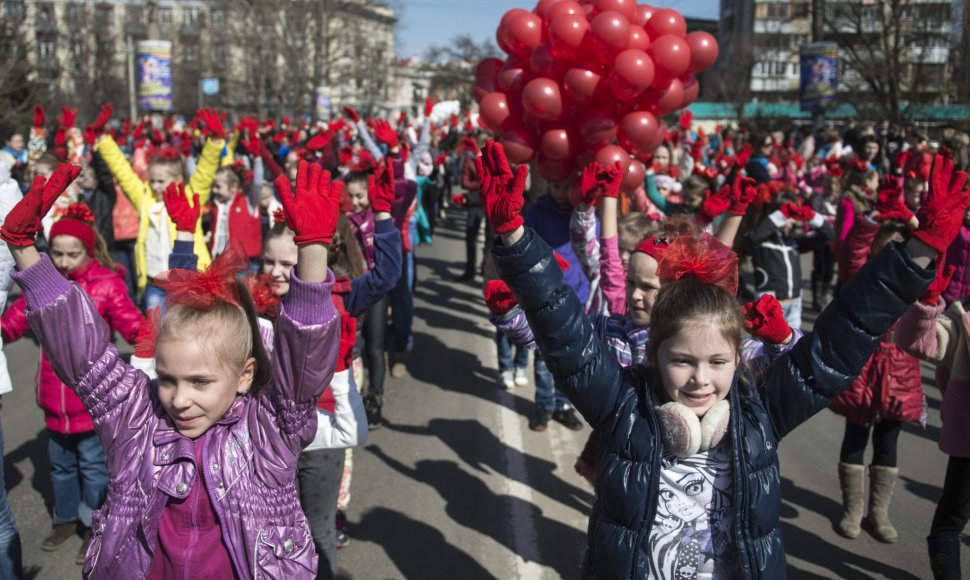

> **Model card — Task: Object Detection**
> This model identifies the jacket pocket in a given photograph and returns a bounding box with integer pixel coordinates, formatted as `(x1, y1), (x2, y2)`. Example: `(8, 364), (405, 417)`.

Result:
(253, 525), (315, 579)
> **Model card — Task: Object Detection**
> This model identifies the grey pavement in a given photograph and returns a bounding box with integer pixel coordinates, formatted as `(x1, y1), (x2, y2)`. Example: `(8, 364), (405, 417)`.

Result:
(0, 208), (964, 579)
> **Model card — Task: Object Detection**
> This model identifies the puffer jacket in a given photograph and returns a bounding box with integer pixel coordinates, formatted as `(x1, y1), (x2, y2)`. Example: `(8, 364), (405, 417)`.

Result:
(11, 255), (339, 579)
(492, 228), (932, 579)
(1, 259), (143, 434)
(831, 216), (924, 425)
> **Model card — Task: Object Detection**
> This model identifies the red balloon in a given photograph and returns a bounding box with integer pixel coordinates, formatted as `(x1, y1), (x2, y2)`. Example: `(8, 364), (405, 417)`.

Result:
(649, 34), (691, 79)
(498, 9), (529, 54)
(534, 0), (568, 19)
(530, 43), (562, 79)
(546, 0), (584, 22)
(577, 108), (618, 148)
(536, 154), (576, 182)
(549, 13), (590, 62)
(650, 78), (684, 116)
(617, 111), (659, 154)
(590, 11), (631, 65)
(507, 12), (544, 59)
(628, 27), (650, 52)
(540, 129), (575, 160)
(635, 4), (655, 26)
(680, 73), (700, 108)
(622, 159), (645, 192)
(685, 31), (719, 72)
(592, 0), (638, 23)
(562, 67), (603, 105)
(474, 80), (494, 104)
(480, 92), (512, 131)
(476, 58), (503, 81)
(594, 145), (632, 176)
(644, 8), (686, 39)
(501, 126), (539, 164)
(522, 77), (564, 121)
(608, 49), (655, 100)
(497, 59), (528, 97)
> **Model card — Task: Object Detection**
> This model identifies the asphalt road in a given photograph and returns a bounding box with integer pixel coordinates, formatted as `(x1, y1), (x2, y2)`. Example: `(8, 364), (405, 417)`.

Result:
(0, 207), (965, 579)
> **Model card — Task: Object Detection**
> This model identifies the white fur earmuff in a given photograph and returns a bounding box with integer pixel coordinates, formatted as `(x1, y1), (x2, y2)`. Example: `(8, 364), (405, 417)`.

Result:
(656, 399), (730, 458)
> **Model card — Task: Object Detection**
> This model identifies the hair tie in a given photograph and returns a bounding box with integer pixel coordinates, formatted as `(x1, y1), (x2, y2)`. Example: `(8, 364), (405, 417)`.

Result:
(656, 233), (739, 296)
(156, 241), (249, 310)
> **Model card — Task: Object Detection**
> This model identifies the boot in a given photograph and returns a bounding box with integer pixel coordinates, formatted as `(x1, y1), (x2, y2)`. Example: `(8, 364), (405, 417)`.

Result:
(41, 521), (77, 551)
(927, 535), (962, 580)
(837, 463), (866, 538)
(866, 465), (899, 543)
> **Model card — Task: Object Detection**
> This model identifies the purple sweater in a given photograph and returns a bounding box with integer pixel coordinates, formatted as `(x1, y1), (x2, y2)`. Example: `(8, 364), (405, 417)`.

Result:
(13, 255), (339, 579)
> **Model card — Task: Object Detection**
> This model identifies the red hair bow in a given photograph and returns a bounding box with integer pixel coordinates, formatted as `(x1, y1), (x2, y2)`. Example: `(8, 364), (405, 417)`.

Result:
(850, 158), (869, 173)
(634, 236), (670, 262)
(61, 203), (95, 225)
(243, 274), (281, 319)
(152, 145), (182, 163)
(272, 207), (290, 228)
(157, 242), (249, 310)
(657, 233), (739, 296)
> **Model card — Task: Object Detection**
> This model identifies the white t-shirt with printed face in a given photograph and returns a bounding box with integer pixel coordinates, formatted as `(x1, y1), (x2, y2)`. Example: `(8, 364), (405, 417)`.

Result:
(647, 441), (739, 580)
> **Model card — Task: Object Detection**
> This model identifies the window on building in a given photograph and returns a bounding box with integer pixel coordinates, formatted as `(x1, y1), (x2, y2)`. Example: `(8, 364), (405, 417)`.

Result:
(211, 9), (225, 26)
(213, 44), (227, 64)
(36, 3), (54, 25)
(97, 38), (113, 57)
(95, 5), (112, 28)
(183, 6), (200, 26)
(66, 3), (84, 25)
(4, 0), (25, 21)
(38, 37), (55, 58)
(158, 6), (173, 26)
(180, 42), (198, 61)
(71, 38), (84, 60)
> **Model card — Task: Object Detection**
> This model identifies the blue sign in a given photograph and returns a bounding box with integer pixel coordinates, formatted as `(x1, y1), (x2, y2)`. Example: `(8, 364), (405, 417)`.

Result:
(136, 41), (173, 112)
(800, 42), (839, 112)
(201, 77), (220, 96)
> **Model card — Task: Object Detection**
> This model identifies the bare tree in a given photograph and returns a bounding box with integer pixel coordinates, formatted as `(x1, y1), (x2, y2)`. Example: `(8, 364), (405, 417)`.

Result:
(424, 35), (500, 109)
(0, 14), (41, 132)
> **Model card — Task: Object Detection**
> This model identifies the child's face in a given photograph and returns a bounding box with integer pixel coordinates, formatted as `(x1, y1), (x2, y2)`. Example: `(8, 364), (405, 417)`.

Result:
(35, 163), (55, 179)
(905, 181), (924, 211)
(155, 336), (256, 439)
(50, 235), (90, 274)
(262, 235), (298, 296)
(656, 322), (738, 418)
(149, 165), (176, 197)
(654, 146), (670, 167)
(865, 173), (880, 193)
(618, 234), (638, 271)
(346, 180), (369, 213)
(625, 252), (660, 327)
(212, 173), (237, 203)
(259, 184), (274, 209)
(80, 167), (98, 190)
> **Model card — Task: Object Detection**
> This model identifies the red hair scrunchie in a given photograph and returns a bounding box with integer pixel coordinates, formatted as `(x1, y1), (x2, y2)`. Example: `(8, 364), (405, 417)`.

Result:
(656, 233), (739, 296)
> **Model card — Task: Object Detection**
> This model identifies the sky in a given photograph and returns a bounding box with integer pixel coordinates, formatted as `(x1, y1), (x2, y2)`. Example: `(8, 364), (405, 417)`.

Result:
(395, 0), (720, 59)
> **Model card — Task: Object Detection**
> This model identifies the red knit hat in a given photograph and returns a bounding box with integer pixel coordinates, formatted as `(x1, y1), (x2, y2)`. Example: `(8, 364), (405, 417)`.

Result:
(49, 204), (96, 257)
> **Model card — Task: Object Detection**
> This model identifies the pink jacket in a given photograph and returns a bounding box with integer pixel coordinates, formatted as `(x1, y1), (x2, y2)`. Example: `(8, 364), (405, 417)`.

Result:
(1, 260), (143, 434)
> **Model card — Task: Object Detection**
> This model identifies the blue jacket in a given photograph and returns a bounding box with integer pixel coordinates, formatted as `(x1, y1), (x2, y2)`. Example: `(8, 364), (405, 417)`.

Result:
(525, 194), (589, 304)
(492, 228), (933, 579)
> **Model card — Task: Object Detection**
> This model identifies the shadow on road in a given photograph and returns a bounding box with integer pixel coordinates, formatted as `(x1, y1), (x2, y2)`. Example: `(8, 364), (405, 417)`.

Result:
(5, 429), (53, 516)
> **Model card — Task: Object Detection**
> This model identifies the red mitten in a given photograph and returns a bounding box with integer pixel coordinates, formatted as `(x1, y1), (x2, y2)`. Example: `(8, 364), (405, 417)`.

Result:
(0, 163), (81, 247)
(134, 307), (162, 359)
(478, 141), (528, 235)
(921, 264), (956, 306)
(368, 157), (395, 213)
(274, 161), (342, 245)
(89, 103), (113, 135)
(336, 312), (358, 372)
(372, 119), (400, 149)
(699, 185), (731, 224)
(741, 295), (793, 344)
(579, 162), (605, 207)
(874, 187), (915, 224)
(343, 106), (361, 124)
(424, 97), (435, 118)
(736, 143), (753, 169)
(913, 154), (970, 255)
(57, 107), (78, 129)
(83, 128), (97, 146)
(451, 194), (468, 206)
(306, 130), (333, 152)
(484, 279), (518, 316)
(780, 202), (815, 222)
(197, 107), (227, 140)
(729, 176), (757, 216)
(32, 104), (45, 129)
(162, 182), (201, 233)
(678, 110), (693, 131)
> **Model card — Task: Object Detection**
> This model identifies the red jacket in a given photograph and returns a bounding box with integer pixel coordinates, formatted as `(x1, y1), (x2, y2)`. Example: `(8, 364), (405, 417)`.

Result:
(210, 195), (262, 259)
(1, 260), (143, 434)
(830, 216), (924, 425)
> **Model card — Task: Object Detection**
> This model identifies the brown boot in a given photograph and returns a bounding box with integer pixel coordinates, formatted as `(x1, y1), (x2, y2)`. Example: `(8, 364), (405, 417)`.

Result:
(41, 521), (77, 552)
(76, 527), (91, 565)
(867, 465), (899, 543)
(837, 463), (865, 538)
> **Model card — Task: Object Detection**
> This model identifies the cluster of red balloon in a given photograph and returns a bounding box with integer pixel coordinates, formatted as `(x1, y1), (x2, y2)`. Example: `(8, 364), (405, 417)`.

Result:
(475, 0), (718, 188)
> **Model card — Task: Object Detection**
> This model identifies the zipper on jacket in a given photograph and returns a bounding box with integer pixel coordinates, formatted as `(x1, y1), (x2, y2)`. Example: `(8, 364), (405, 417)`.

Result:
(730, 387), (754, 578)
(632, 397), (663, 579)
(183, 473), (201, 580)
(200, 433), (244, 579)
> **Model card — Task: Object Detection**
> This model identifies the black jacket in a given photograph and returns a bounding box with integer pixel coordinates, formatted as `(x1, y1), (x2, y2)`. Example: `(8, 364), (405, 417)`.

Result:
(85, 151), (118, 247)
(493, 228), (932, 579)
(744, 212), (834, 300)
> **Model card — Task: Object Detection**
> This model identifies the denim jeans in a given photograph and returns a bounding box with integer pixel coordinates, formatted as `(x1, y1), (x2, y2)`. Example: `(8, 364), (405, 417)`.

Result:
(781, 296), (803, 330)
(534, 354), (570, 412)
(496, 332), (528, 373)
(141, 283), (166, 313)
(0, 419), (22, 580)
(297, 448), (345, 580)
(389, 250), (413, 353)
(47, 430), (108, 528)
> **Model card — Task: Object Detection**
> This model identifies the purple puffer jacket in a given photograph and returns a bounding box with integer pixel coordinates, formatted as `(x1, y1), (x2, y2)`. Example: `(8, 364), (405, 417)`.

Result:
(12, 255), (339, 580)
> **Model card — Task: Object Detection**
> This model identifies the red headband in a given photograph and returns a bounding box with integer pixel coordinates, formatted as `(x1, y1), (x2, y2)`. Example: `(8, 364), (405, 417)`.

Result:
(634, 236), (670, 262)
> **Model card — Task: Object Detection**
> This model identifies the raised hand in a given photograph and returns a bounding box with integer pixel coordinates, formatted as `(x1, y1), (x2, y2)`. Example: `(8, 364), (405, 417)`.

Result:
(0, 163), (81, 247)
(343, 106), (361, 124)
(32, 104), (45, 129)
(579, 161), (622, 207)
(196, 107), (227, 141)
(874, 187), (916, 226)
(477, 140), (528, 235)
(424, 97), (435, 118)
(699, 185), (731, 224)
(162, 182), (201, 233)
(275, 160), (342, 245)
(57, 107), (78, 129)
(89, 103), (113, 135)
(780, 202), (815, 223)
(729, 176), (757, 216)
(134, 307), (162, 359)
(741, 294), (793, 344)
(484, 279), (519, 316)
(368, 157), (395, 214)
(920, 263), (955, 306)
(912, 154), (970, 255)
(372, 119), (400, 149)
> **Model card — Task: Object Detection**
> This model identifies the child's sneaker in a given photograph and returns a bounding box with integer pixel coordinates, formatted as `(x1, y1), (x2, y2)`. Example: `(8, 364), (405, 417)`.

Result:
(514, 367), (529, 387)
(335, 510), (350, 549)
(500, 370), (515, 390)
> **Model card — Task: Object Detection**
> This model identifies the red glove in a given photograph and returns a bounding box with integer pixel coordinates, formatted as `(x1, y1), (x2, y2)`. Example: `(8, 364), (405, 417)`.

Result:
(336, 312), (358, 373)
(0, 163), (81, 247)
(275, 161), (342, 245)
(736, 143), (753, 170)
(372, 119), (400, 149)
(83, 127), (97, 146)
(678, 110), (693, 131)
(921, 263), (956, 306)
(89, 103), (113, 135)
(396, 111), (407, 129)
(424, 97), (435, 118)
(451, 194), (468, 206)
(478, 140), (528, 235)
(343, 106), (361, 124)
(134, 307), (162, 359)
(32, 104), (45, 129)
(913, 154), (970, 255)
(197, 107), (227, 140)
(484, 279), (519, 316)
(780, 202), (815, 222)
(699, 185), (731, 224)
(729, 176), (757, 216)
(874, 187), (915, 224)
(741, 295), (793, 344)
(306, 130), (334, 152)
(579, 162), (622, 206)
(162, 182), (201, 233)
(57, 107), (78, 129)
(238, 131), (264, 156)
(368, 157), (395, 213)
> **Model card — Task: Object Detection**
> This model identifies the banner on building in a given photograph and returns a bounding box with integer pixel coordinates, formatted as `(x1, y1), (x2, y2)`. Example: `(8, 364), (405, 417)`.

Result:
(136, 41), (173, 112)
(316, 87), (332, 121)
(799, 42), (839, 112)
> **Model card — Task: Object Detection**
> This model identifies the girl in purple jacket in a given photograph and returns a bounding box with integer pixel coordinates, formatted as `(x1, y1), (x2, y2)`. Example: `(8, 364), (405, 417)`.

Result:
(0, 162), (342, 579)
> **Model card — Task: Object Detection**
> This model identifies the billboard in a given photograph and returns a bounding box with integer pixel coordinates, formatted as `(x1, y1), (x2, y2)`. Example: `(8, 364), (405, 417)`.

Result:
(799, 42), (839, 112)
(136, 40), (173, 112)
